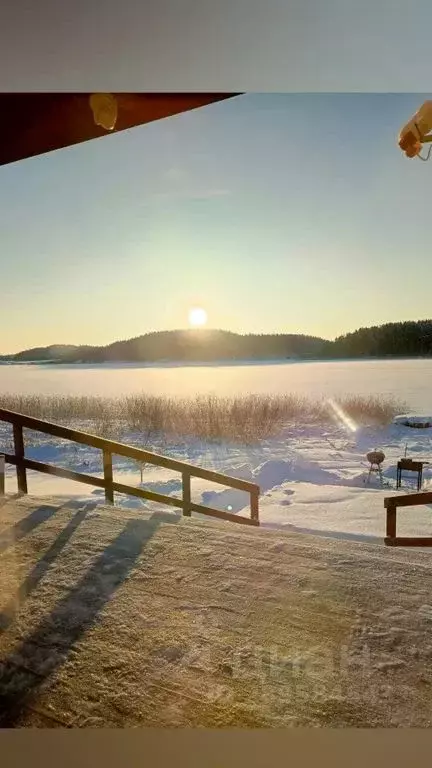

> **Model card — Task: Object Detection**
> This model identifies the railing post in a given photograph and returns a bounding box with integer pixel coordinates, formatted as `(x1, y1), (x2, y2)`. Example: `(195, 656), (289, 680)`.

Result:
(103, 450), (114, 504)
(13, 423), (27, 494)
(251, 488), (259, 524)
(182, 471), (191, 517)
(0, 454), (4, 496)
(386, 503), (396, 539)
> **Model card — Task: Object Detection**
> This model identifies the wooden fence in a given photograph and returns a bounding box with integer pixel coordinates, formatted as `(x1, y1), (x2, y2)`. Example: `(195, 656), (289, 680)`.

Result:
(0, 408), (260, 526)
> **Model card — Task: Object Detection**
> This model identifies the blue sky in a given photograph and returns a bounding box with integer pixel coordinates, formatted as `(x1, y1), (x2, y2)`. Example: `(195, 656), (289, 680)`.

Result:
(1, 93), (431, 352)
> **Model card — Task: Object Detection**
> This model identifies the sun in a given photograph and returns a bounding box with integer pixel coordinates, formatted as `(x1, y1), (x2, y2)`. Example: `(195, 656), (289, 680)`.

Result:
(188, 307), (208, 328)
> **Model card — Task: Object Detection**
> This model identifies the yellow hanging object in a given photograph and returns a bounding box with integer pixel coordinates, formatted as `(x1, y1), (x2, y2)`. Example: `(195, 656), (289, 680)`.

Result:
(89, 93), (118, 131)
(398, 100), (432, 159)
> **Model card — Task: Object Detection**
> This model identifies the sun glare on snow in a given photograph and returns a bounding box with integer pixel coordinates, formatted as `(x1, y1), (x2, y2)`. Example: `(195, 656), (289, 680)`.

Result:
(188, 307), (208, 328)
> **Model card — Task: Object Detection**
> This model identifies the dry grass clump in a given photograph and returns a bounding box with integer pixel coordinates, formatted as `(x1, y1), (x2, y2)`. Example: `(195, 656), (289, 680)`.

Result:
(0, 392), (406, 444)
(337, 395), (405, 426)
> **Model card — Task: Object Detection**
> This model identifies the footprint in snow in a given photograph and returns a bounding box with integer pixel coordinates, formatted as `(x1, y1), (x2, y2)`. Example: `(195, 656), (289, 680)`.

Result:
(270, 543), (286, 553)
(418, 605), (432, 621)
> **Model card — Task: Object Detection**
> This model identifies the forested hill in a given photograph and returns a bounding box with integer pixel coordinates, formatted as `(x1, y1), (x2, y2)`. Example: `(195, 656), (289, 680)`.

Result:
(1, 321), (432, 362)
(1, 330), (324, 362)
(64, 330), (325, 362)
(327, 320), (432, 358)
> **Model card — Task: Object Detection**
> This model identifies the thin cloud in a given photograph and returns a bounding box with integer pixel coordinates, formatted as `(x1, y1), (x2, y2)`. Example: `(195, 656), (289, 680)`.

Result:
(153, 167), (231, 200)
(150, 186), (231, 202)
(163, 167), (185, 182)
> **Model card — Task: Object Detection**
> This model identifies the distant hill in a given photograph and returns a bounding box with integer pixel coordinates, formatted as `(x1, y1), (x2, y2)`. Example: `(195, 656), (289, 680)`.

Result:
(76, 330), (326, 363)
(3, 321), (432, 363)
(327, 320), (432, 358)
(1, 330), (325, 363)
(13, 345), (81, 362)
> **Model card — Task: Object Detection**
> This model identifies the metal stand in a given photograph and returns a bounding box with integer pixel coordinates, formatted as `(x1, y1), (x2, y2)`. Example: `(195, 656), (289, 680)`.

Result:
(365, 460), (383, 486)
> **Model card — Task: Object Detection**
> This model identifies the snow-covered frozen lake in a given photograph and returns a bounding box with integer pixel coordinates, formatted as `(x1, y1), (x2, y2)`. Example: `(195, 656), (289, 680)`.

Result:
(0, 358), (431, 411)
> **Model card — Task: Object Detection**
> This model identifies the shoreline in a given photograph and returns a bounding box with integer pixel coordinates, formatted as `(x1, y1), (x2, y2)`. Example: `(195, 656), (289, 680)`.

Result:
(1, 355), (432, 370)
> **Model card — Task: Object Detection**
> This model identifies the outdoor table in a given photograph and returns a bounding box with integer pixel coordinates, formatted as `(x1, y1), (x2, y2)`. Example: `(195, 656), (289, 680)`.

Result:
(396, 459), (429, 492)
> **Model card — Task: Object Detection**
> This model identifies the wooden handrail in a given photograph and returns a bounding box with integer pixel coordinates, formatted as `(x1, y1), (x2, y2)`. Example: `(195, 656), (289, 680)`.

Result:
(384, 491), (432, 509)
(0, 409), (257, 492)
(384, 491), (432, 546)
(0, 408), (260, 526)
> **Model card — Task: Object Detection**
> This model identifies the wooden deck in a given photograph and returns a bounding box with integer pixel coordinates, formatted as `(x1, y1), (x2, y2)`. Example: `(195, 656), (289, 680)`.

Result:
(1, 494), (432, 727)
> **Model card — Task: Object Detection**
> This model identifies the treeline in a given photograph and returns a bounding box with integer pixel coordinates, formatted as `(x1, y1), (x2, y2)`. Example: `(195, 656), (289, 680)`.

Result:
(326, 320), (432, 358)
(63, 330), (325, 363)
(3, 321), (432, 363)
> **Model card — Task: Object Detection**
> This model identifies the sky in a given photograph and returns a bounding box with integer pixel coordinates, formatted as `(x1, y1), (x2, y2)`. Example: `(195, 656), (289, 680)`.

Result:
(1, 92), (432, 352)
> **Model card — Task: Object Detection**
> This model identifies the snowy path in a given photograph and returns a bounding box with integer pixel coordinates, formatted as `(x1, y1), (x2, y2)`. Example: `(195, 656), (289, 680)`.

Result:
(2, 494), (432, 727)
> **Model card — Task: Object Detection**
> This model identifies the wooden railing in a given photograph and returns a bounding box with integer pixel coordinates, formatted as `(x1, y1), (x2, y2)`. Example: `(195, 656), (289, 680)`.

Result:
(384, 491), (432, 546)
(0, 408), (260, 526)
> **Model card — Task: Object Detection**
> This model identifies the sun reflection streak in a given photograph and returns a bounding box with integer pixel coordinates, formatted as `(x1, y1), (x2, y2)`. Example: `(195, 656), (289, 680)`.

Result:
(326, 398), (357, 433)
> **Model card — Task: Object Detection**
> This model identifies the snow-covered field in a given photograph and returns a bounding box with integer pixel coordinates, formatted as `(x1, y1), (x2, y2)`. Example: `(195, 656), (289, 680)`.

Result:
(1, 359), (432, 544)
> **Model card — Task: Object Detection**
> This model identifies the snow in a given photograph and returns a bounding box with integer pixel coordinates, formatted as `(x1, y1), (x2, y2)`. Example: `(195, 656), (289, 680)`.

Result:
(3, 492), (432, 727)
(1, 359), (432, 545)
(3, 364), (432, 727)
(2, 414), (432, 544)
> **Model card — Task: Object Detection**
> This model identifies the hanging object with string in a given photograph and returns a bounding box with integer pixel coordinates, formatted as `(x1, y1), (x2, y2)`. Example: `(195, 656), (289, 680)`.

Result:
(398, 100), (432, 161)
(89, 93), (118, 132)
